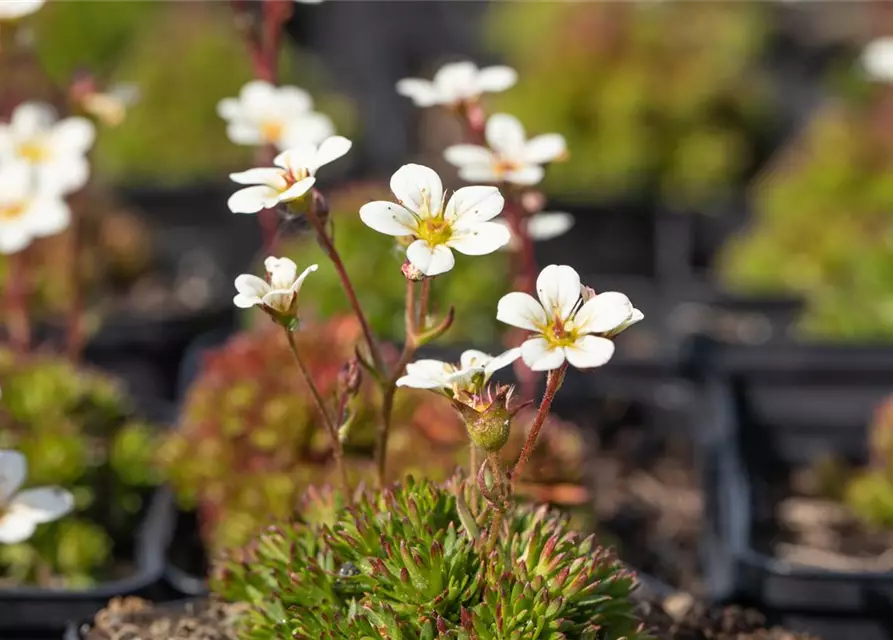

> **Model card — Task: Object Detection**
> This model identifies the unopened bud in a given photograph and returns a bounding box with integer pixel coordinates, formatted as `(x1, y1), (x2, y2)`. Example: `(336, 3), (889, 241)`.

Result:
(452, 386), (515, 453)
(402, 261), (425, 281)
(338, 359), (362, 397)
(581, 285), (597, 303)
(521, 190), (546, 214)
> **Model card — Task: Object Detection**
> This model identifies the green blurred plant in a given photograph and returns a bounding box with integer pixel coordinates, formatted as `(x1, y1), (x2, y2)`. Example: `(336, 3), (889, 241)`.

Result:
(280, 183), (511, 344)
(846, 395), (893, 529)
(486, 2), (772, 209)
(213, 475), (647, 639)
(720, 99), (893, 340)
(160, 317), (586, 554)
(0, 348), (160, 588)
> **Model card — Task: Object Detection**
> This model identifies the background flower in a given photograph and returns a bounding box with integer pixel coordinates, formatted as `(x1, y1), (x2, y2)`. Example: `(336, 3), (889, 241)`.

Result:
(0, 162), (70, 255)
(396, 61), (517, 108)
(0, 450), (74, 545)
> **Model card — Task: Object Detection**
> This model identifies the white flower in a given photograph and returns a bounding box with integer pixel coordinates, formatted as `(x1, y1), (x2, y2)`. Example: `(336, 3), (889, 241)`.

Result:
(444, 113), (566, 186)
(0, 102), (95, 195)
(499, 212), (575, 251)
(396, 61), (517, 108)
(79, 84), (140, 128)
(0, 450), (74, 544)
(863, 37), (893, 82)
(217, 80), (334, 150)
(0, 162), (70, 255)
(228, 136), (351, 214)
(234, 257), (317, 324)
(359, 164), (511, 276)
(397, 348), (520, 394)
(0, 0), (44, 21)
(497, 265), (643, 371)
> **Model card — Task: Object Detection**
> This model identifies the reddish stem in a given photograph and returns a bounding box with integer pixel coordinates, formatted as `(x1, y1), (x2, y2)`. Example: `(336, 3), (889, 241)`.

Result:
(509, 362), (567, 493)
(4, 251), (31, 354)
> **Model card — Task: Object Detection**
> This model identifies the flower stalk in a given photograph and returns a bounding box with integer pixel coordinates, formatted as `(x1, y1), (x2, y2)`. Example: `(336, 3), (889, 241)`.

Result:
(4, 251), (30, 353)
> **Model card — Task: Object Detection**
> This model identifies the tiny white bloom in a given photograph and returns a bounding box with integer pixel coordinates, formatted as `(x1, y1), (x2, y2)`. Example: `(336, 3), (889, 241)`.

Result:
(80, 84), (140, 128)
(499, 212), (575, 251)
(0, 162), (70, 255)
(228, 136), (351, 214)
(497, 264), (643, 371)
(396, 61), (517, 108)
(863, 37), (893, 82)
(234, 257), (318, 324)
(217, 80), (334, 150)
(0, 450), (74, 545)
(0, 0), (44, 21)
(444, 113), (566, 186)
(397, 348), (520, 395)
(359, 164), (511, 276)
(0, 102), (95, 195)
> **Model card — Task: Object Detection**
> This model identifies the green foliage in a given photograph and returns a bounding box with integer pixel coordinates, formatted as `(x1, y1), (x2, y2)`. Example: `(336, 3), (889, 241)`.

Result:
(719, 102), (893, 340)
(486, 2), (771, 209)
(281, 183), (511, 344)
(0, 349), (160, 587)
(213, 476), (648, 640)
(846, 396), (893, 528)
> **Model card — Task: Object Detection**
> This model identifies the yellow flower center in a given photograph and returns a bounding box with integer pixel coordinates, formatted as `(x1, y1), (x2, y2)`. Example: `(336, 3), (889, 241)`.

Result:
(261, 120), (284, 143)
(539, 315), (580, 349)
(17, 140), (48, 163)
(417, 217), (453, 246)
(492, 157), (521, 177)
(0, 202), (26, 221)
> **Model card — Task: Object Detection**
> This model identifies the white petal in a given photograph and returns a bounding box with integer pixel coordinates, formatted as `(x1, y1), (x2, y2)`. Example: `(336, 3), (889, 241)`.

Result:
(227, 185), (281, 214)
(276, 86), (313, 116)
(443, 144), (494, 168)
(0, 226), (32, 255)
(239, 80), (278, 120)
(496, 292), (547, 332)
(226, 122), (264, 146)
(24, 196), (70, 237)
(520, 337), (566, 372)
(528, 212), (574, 242)
(609, 307), (644, 336)
(217, 97), (242, 121)
(0, 450), (26, 504)
(433, 61), (478, 102)
(37, 157), (89, 195)
(483, 347), (522, 379)
(0, 161), (30, 198)
(536, 264), (582, 321)
(397, 360), (452, 389)
(406, 240), (455, 276)
(486, 113), (526, 154)
(289, 263), (318, 296)
(279, 113), (335, 148)
(50, 117), (96, 156)
(573, 291), (634, 334)
(459, 349), (491, 370)
(233, 293), (262, 309)
(395, 78), (441, 107)
(234, 274), (270, 307)
(278, 177), (316, 202)
(564, 335), (615, 369)
(359, 201), (418, 236)
(457, 165), (502, 184)
(262, 289), (294, 314)
(314, 136), (352, 169)
(390, 163), (443, 217)
(0, 0), (45, 20)
(445, 185), (504, 226)
(448, 222), (510, 256)
(274, 143), (317, 172)
(863, 37), (893, 81)
(9, 487), (74, 524)
(475, 66), (518, 94)
(504, 165), (544, 186)
(229, 168), (286, 188)
(264, 257), (298, 289)
(522, 134), (566, 165)
(11, 102), (55, 138)
(0, 513), (36, 544)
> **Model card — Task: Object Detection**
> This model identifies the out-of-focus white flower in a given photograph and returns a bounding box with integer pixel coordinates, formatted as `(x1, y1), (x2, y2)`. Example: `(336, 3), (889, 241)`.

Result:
(397, 348), (520, 394)
(227, 136), (351, 214)
(234, 257), (317, 326)
(295, 0), (325, 3)
(499, 212), (575, 251)
(444, 113), (566, 186)
(0, 0), (44, 21)
(359, 164), (510, 276)
(79, 84), (140, 128)
(862, 37), (893, 82)
(396, 61), (517, 108)
(0, 450), (74, 545)
(217, 80), (334, 150)
(0, 102), (95, 195)
(497, 264), (642, 371)
(0, 162), (70, 255)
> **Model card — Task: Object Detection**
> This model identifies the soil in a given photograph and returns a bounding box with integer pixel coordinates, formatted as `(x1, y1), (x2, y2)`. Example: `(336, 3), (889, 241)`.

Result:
(760, 466), (893, 573)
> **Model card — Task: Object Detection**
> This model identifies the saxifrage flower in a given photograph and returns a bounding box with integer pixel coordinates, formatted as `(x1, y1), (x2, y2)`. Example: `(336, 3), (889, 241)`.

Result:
(0, 450), (74, 545)
(396, 61), (517, 108)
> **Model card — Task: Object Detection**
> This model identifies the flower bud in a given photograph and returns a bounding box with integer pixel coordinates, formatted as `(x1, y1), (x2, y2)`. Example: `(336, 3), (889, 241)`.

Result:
(521, 190), (546, 215)
(402, 261), (425, 282)
(452, 385), (515, 453)
(338, 359), (362, 397)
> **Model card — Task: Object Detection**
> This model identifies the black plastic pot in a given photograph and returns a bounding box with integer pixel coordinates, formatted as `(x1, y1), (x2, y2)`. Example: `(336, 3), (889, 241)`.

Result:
(0, 489), (175, 638)
(697, 338), (893, 639)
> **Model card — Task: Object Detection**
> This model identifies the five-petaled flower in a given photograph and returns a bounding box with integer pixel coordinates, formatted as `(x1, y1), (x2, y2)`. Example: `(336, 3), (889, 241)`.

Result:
(396, 61), (517, 108)
(359, 164), (510, 276)
(217, 80), (334, 151)
(0, 102), (95, 195)
(444, 113), (566, 186)
(0, 162), (70, 255)
(227, 136), (351, 214)
(0, 0), (45, 21)
(397, 348), (520, 396)
(497, 265), (642, 371)
(234, 257), (318, 328)
(863, 37), (893, 82)
(0, 450), (74, 545)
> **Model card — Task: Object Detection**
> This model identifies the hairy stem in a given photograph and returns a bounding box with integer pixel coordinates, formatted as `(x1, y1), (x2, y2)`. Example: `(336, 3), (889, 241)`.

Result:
(285, 329), (350, 496)
(510, 362), (567, 494)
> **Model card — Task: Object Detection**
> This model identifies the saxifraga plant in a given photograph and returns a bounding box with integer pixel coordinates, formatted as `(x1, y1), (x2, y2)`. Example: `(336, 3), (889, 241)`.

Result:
(214, 476), (648, 640)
